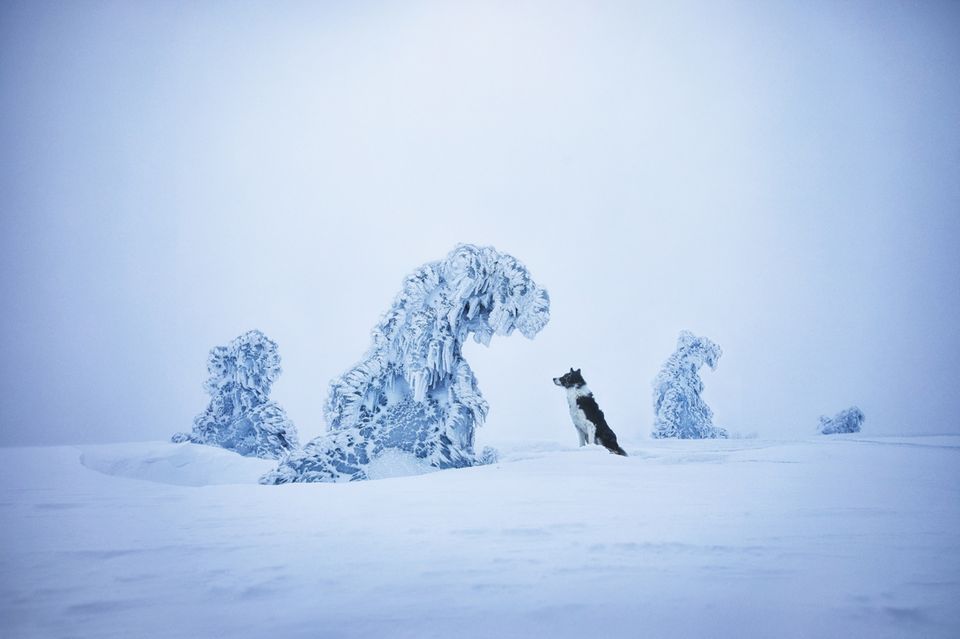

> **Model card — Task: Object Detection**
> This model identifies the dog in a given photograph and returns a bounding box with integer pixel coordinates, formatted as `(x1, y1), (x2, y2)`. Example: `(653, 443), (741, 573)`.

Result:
(553, 368), (627, 456)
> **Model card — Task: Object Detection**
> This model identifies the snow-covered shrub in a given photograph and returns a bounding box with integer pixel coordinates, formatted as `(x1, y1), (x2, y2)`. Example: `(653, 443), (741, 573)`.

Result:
(173, 330), (299, 459)
(651, 330), (727, 439)
(261, 244), (549, 484)
(819, 407), (864, 434)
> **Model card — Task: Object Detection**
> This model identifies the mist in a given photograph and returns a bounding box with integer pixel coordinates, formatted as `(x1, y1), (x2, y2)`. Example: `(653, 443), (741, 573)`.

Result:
(2, 0), (958, 447)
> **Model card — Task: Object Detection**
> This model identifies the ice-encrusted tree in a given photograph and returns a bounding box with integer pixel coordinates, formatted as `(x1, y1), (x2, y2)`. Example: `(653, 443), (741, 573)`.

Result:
(651, 330), (727, 439)
(261, 244), (550, 484)
(819, 407), (864, 434)
(173, 330), (299, 459)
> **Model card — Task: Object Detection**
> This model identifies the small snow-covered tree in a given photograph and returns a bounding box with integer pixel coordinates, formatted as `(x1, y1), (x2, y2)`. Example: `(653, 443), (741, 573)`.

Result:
(819, 407), (864, 434)
(651, 330), (727, 439)
(173, 330), (299, 459)
(261, 244), (550, 484)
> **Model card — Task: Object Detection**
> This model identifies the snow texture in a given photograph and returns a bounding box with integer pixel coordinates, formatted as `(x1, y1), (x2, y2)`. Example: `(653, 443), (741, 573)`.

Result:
(172, 330), (299, 459)
(80, 441), (276, 487)
(262, 244), (549, 483)
(820, 406), (865, 434)
(652, 330), (728, 439)
(3, 436), (959, 639)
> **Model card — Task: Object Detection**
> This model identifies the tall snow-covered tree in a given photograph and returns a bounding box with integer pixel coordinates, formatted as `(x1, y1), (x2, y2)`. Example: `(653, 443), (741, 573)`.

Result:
(261, 244), (550, 484)
(819, 407), (864, 434)
(172, 330), (299, 459)
(652, 330), (727, 439)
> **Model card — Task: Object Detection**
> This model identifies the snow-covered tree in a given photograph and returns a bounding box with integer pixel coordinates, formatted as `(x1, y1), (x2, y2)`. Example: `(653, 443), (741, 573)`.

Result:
(819, 407), (864, 434)
(173, 330), (299, 459)
(261, 244), (550, 484)
(651, 330), (727, 439)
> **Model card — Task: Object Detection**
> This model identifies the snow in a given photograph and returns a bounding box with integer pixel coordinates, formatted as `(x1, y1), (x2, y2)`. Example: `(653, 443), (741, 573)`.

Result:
(2, 436), (959, 638)
(79, 441), (276, 487)
(362, 448), (439, 481)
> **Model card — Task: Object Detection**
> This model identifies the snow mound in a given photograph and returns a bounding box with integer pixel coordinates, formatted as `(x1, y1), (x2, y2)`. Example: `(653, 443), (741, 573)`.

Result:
(80, 441), (276, 486)
(362, 448), (440, 480)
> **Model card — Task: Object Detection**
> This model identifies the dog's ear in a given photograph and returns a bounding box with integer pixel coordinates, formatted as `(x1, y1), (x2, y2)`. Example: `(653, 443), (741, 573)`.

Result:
(575, 368), (581, 374)
(569, 367), (574, 373)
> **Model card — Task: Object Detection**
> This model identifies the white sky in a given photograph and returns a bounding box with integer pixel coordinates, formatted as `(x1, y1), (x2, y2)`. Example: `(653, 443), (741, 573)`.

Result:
(1, 0), (958, 446)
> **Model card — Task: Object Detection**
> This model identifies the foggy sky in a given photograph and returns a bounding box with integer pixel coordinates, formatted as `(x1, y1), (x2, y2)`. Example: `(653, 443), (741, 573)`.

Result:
(2, 0), (958, 447)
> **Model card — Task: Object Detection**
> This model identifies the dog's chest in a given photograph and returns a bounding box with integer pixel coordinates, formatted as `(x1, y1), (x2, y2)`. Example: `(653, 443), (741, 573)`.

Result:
(565, 388), (596, 431)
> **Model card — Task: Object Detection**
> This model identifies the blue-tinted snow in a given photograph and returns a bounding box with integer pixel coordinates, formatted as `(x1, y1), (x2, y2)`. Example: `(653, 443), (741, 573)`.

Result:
(2, 437), (958, 638)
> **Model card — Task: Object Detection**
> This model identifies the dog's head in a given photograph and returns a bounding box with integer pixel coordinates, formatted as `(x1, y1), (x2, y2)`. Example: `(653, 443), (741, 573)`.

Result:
(553, 368), (585, 389)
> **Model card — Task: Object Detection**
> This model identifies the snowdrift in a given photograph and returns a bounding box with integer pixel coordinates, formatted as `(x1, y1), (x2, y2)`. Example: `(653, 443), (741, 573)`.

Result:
(80, 441), (276, 486)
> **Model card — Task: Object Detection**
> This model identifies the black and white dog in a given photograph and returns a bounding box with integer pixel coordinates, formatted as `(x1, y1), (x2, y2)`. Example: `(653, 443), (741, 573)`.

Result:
(553, 368), (627, 456)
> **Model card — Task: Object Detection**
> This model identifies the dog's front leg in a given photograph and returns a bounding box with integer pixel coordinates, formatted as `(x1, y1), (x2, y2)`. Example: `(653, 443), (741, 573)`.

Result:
(577, 428), (587, 446)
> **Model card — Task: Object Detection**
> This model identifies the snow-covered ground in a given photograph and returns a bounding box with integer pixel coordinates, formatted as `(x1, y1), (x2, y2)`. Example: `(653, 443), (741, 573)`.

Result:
(1, 436), (958, 638)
